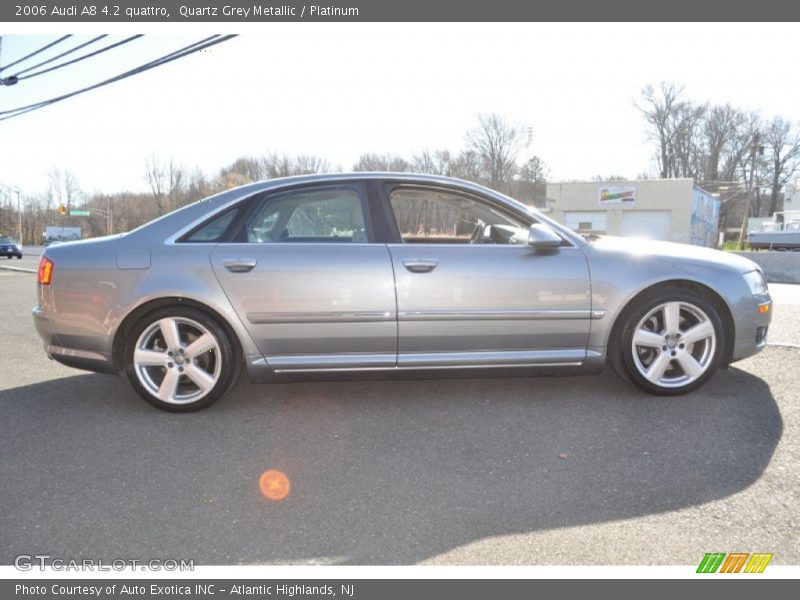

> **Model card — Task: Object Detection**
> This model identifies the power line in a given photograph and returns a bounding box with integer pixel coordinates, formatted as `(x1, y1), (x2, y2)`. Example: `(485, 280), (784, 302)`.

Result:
(3, 35), (143, 85)
(0, 35), (230, 117)
(4, 35), (109, 80)
(0, 35), (237, 123)
(0, 35), (72, 74)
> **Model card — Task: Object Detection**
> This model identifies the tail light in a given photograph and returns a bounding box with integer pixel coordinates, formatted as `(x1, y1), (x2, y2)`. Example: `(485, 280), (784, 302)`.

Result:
(38, 256), (54, 285)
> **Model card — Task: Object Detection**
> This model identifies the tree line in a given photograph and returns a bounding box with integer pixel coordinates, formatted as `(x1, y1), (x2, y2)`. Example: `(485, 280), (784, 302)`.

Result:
(2, 92), (799, 244)
(0, 113), (547, 244)
(638, 82), (800, 223)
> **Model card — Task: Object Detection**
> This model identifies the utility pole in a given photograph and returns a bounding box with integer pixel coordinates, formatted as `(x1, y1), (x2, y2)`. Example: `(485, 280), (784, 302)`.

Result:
(106, 196), (113, 235)
(738, 133), (763, 250)
(16, 188), (21, 245)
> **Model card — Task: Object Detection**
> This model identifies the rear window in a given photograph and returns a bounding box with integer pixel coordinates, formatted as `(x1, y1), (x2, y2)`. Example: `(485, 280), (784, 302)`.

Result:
(180, 207), (241, 243)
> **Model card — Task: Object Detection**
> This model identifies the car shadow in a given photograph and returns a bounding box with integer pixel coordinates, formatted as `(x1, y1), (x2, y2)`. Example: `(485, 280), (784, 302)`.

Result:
(0, 366), (782, 565)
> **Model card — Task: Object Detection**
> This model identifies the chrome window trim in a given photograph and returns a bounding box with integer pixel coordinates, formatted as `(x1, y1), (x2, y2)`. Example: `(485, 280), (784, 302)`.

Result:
(161, 174), (586, 248)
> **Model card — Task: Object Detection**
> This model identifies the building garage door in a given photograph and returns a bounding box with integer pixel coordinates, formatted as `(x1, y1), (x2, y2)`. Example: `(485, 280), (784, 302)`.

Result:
(621, 211), (671, 240)
(564, 211), (608, 233)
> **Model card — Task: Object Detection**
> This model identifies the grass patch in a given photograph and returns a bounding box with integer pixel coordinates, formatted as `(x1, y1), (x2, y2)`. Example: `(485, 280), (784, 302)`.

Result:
(721, 240), (751, 251)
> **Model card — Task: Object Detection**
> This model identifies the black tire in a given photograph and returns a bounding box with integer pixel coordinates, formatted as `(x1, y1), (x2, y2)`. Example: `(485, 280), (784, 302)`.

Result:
(16, 254), (22, 259)
(609, 285), (725, 396)
(124, 306), (240, 412)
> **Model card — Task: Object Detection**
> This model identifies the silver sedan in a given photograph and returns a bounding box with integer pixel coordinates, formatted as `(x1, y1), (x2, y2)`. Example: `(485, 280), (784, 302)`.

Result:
(33, 173), (772, 411)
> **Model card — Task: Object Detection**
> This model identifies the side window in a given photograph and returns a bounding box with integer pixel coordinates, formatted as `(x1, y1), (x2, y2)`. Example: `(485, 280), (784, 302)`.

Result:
(388, 187), (527, 245)
(183, 207), (240, 243)
(247, 186), (369, 243)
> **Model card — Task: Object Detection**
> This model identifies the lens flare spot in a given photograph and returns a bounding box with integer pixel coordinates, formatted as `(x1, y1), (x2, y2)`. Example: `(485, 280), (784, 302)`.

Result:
(259, 469), (291, 501)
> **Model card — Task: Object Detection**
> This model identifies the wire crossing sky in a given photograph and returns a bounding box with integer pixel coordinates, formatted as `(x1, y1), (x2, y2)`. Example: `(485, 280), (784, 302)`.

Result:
(0, 23), (798, 195)
(0, 35), (236, 121)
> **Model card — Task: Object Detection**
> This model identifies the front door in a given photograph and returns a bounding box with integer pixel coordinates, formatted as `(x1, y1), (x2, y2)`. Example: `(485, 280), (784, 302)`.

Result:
(384, 185), (592, 368)
(210, 182), (397, 370)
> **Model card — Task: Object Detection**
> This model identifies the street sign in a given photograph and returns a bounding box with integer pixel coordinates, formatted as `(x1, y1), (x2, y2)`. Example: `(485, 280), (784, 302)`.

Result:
(69, 210), (90, 216)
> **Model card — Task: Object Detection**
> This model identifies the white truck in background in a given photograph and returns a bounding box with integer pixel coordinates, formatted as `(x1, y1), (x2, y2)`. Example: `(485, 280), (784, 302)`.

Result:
(43, 226), (81, 245)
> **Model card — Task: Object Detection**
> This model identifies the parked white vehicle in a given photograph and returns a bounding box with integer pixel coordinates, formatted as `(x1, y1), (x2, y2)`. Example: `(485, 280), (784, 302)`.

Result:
(748, 211), (800, 250)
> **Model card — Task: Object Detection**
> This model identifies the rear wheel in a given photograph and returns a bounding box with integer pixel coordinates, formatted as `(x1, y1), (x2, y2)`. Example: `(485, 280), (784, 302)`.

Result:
(124, 307), (239, 411)
(611, 286), (724, 395)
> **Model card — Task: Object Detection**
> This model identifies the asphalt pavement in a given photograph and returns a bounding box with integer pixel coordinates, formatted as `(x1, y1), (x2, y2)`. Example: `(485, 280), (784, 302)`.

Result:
(0, 271), (798, 565)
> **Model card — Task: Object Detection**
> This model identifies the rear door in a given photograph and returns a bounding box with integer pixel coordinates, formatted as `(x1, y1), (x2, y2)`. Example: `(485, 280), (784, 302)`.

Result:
(209, 182), (397, 370)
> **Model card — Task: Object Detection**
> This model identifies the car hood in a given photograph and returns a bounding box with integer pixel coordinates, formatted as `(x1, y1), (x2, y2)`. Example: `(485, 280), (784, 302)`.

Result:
(587, 236), (761, 274)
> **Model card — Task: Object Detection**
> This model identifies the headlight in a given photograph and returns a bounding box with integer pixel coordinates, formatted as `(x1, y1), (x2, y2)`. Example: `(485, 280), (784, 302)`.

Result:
(743, 270), (768, 295)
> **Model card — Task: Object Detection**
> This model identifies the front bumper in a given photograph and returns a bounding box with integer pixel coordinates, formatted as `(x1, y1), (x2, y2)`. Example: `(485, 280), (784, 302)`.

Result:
(730, 297), (772, 363)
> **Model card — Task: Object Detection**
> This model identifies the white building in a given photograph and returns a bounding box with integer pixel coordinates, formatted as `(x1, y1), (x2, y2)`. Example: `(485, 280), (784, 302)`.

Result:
(546, 178), (720, 247)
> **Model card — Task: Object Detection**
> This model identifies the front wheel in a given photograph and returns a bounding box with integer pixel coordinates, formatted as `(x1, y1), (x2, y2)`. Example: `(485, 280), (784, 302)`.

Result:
(611, 286), (725, 395)
(124, 307), (239, 411)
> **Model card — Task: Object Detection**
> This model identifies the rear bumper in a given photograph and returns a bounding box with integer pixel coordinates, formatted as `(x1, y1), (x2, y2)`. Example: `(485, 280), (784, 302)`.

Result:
(32, 305), (114, 374)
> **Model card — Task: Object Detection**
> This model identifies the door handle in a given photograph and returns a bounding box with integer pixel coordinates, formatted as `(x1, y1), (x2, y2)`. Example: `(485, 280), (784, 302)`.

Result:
(222, 259), (257, 273)
(403, 258), (438, 273)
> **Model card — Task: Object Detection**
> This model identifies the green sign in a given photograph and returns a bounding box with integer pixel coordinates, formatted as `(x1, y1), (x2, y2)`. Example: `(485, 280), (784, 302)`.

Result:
(69, 210), (90, 216)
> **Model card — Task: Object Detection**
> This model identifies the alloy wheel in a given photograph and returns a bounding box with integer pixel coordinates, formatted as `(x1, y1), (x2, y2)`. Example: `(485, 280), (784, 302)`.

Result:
(133, 317), (222, 404)
(630, 301), (717, 389)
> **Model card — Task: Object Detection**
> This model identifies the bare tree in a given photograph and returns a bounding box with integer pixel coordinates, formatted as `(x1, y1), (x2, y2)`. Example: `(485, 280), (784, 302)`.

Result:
(466, 113), (528, 192)
(145, 157), (187, 215)
(701, 104), (746, 182)
(638, 83), (684, 178)
(638, 83), (708, 179)
(224, 157), (264, 181)
(411, 150), (453, 175)
(294, 153), (331, 174)
(352, 153), (410, 172)
(635, 84), (800, 226)
(448, 150), (482, 182)
(763, 116), (800, 215)
(48, 168), (82, 211)
(145, 156), (166, 215)
(47, 168), (83, 231)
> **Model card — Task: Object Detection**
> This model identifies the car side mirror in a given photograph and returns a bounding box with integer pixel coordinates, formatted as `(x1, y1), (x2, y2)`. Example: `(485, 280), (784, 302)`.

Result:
(528, 224), (562, 250)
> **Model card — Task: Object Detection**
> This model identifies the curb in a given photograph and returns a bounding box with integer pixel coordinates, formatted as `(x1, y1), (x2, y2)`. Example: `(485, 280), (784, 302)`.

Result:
(0, 265), (36, 274)
(767, 341), (800, 349)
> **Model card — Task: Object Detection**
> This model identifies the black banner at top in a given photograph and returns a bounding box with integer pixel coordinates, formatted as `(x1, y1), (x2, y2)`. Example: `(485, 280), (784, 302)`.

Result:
(2, 0), (800, 22)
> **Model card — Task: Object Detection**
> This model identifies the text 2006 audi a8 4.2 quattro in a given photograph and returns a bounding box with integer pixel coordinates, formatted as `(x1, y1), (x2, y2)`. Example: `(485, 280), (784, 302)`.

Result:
(33, 173), (772, 411)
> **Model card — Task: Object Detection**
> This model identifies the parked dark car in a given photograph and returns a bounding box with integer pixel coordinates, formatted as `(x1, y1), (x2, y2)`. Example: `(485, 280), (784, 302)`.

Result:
(0, 236), (22, 259)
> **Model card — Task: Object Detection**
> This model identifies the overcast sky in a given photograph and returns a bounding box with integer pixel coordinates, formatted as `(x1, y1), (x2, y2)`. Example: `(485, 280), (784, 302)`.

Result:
(1, 23), (799, 198)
